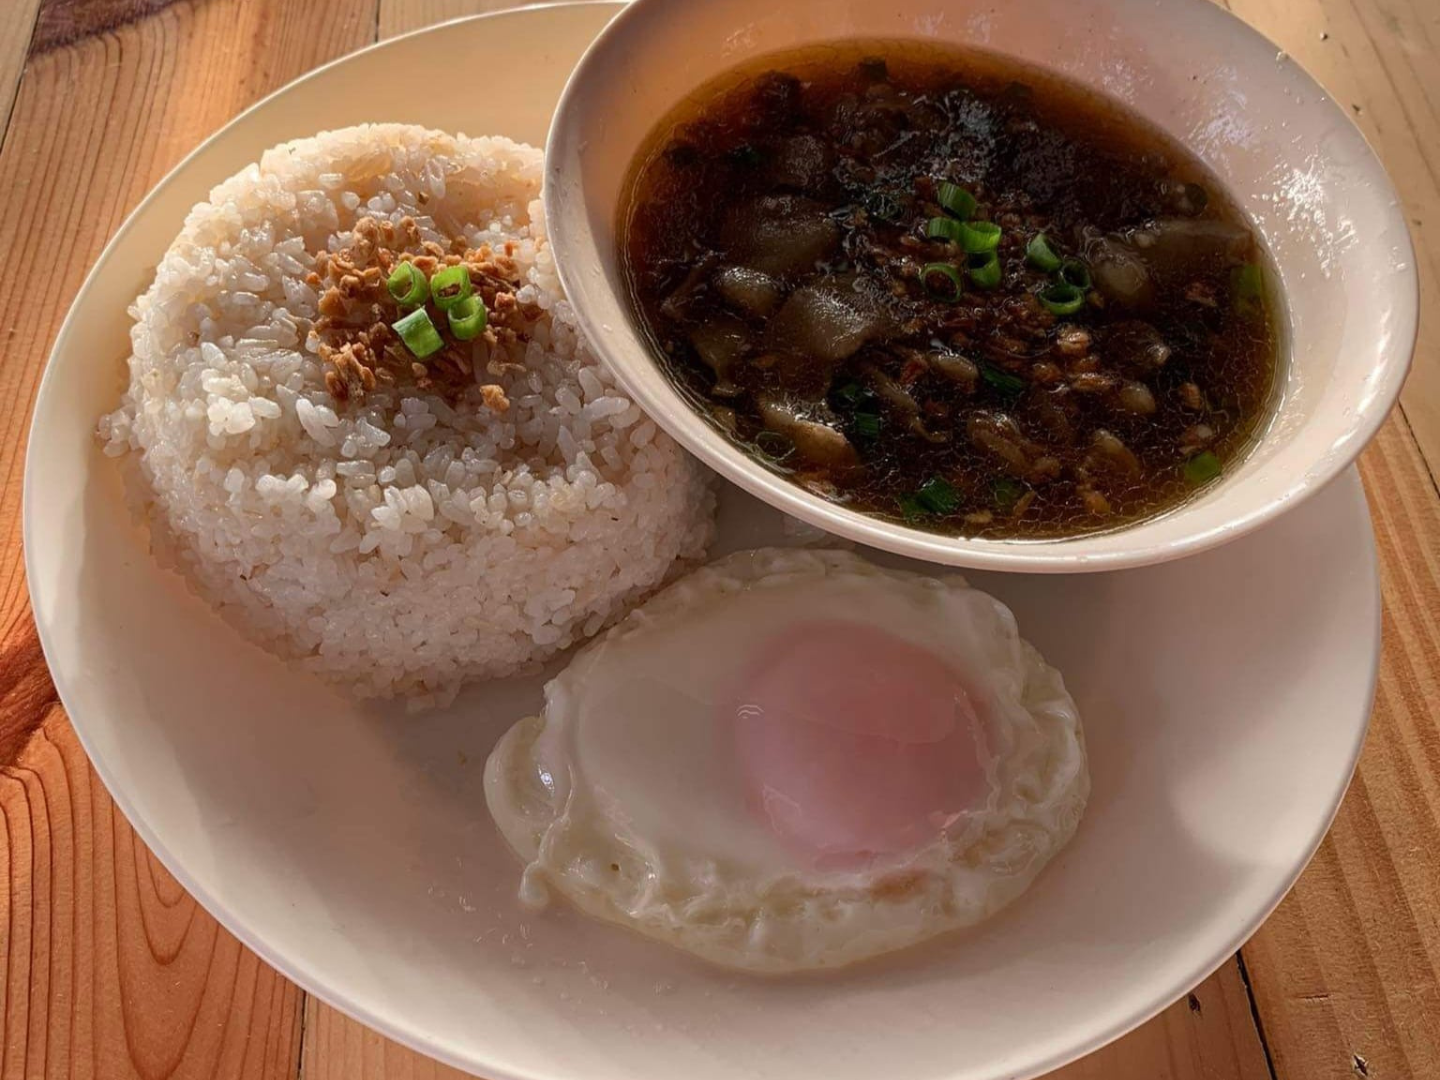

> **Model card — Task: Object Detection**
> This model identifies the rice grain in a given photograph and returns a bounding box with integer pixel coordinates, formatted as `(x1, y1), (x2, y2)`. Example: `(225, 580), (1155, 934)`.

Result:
(100, 124), (715, 704)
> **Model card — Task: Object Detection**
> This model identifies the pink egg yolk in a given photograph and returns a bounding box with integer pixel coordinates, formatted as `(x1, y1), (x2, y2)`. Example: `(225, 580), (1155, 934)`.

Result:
(729, 620), (987, 869)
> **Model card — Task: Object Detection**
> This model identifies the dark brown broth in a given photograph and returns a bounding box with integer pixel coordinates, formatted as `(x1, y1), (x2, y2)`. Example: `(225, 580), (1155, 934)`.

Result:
(619, 42), (1278, 538)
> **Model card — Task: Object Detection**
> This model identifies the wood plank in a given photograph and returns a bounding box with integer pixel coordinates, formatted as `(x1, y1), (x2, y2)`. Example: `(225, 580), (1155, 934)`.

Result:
(0, 0), (377, 748)
(31, 0), (187, 53)
(1225, 0), (1440, 480)
(0, 712), (304, 1080)
(0, 619), (56, 767)
(301, 997), (473, 1080)
(0, 0), (39, 144)
(300, 957), (1272, 1080)
(1050, 960), (1274, 1079)
(1239, 413), (1440, 1080)
(0, 1), (381, 1077)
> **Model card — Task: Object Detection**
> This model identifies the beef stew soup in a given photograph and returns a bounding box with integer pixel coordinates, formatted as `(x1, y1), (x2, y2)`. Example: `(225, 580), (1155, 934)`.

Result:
(620, 43), (1278, 538)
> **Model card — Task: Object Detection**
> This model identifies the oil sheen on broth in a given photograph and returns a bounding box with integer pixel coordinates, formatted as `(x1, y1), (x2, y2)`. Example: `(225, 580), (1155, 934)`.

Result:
(620, 43), (1277, 538)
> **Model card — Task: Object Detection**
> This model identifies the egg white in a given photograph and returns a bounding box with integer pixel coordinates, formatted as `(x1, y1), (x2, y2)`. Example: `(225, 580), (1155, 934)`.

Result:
(484, 547), (1089, 973)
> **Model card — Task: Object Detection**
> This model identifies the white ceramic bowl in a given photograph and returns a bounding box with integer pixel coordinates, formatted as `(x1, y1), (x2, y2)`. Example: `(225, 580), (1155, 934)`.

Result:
(546, 0), (1416, 572)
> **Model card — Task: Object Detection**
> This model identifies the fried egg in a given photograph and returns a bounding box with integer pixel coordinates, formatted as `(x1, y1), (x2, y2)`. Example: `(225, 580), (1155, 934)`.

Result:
(484, 547), (1088, 973)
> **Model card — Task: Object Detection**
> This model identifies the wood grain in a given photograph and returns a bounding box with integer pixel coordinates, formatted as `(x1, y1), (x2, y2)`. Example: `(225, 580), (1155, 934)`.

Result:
(1225, 0), (1440, 482)
(1050, 960), (1274, 1080)
(0, 0), (375, 1077)
(0, 0), (376, 747)
(31, 0), (185, 53)
(0, 0), (40, 143)
(1, 713), (304, 1080)
(1240, 414), (1440, 1080)
(301, 998), (473, 1080)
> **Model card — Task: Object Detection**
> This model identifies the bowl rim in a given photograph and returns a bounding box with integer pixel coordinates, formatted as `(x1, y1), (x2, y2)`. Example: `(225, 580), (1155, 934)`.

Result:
(543, 0), (1418, 574)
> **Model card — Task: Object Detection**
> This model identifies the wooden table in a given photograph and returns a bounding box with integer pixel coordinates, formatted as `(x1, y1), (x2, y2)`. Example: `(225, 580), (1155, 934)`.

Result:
(1, 0), (1436, 1077)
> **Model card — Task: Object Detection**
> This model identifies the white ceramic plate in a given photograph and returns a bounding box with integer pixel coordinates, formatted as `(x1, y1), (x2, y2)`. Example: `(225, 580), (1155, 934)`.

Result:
(25, 6), (1379, 1080)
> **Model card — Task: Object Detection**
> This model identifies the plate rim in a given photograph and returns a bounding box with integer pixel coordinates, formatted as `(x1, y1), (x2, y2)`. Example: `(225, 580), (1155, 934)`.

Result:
(22, 5), (1381, 1079)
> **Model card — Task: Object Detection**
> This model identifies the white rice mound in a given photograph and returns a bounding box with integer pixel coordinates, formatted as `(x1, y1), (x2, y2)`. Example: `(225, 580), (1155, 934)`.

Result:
(100, 124), (716, 704)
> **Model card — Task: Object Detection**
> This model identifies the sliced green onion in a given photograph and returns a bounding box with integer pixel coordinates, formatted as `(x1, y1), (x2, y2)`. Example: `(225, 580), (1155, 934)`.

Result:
(1184, 450), (1222, 485)
(979, 361), (1026, 395)
(926, 216), (964, 242)
(921, 262), (964, 302)
(937, 181), (977, 220)
(429, 265), (472, 310)
(1233, 262), (1263, 298)
(916, 475), (960, 514)
(957, 220), (1002, 254)
(1059, 258), (1092, 291)
(1039, 281), (1085, 315)
(855, 412), (881, 438)
(386, 261), (429, 306)
(392, 307), (444, 359)
(1025, 233), (1062, 272)
(967, 250), (1002, 288)
(1232, 263), (1264, 316)
(448, 294), (488, 341)
(835, 381), (865, 406)
(993, 477), (1026, 511)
